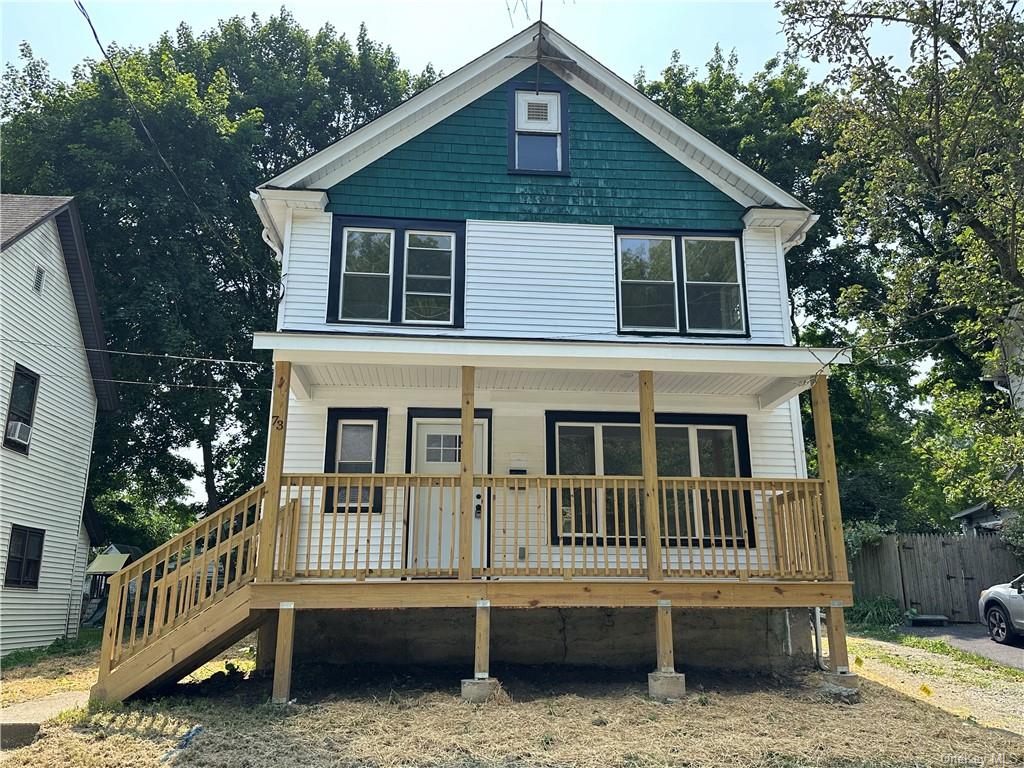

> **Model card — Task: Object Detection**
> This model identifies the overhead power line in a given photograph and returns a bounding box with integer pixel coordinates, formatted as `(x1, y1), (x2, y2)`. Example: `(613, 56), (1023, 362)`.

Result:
(73, 0), (281, 291)
(1, 336), (268, 367)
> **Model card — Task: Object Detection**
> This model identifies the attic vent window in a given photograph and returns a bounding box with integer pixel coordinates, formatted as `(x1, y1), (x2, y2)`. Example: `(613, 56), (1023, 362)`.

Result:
(32, 267), (45, 293)
(512, 89), (565, 173)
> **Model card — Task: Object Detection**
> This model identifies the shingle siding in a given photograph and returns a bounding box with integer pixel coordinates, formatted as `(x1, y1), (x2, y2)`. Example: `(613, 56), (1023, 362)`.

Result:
(328, 69), (745, 230)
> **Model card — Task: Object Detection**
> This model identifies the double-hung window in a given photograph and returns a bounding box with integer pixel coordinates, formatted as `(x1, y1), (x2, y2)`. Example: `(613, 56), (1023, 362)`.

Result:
(682, 238), (745, 333)
(552, 416), (749, 545)
(326, 409), (388, 514)
(340, 228), (394, 321)
(4, 524), (44, 588)
(403, 232), (455, 324)
(616, 234), (746, 335)
(4, 365), (39, 454)
(512, 89), (566, 173)
(617, 236), (678, 331)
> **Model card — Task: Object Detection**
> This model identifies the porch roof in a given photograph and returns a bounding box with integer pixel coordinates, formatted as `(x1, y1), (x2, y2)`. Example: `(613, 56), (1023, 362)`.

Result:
(254, 332), (851, 410)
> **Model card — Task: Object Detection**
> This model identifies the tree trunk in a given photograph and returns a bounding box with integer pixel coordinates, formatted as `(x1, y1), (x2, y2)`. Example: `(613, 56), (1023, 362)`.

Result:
(200, 432), (219, 515)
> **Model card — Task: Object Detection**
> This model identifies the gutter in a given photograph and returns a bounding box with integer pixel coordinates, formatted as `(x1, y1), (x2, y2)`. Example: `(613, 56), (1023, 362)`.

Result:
(782, 213), (819, 251)
(249, 191), (284, 261)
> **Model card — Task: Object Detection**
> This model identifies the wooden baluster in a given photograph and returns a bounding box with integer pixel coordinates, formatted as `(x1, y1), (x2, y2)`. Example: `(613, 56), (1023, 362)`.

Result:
(545, 476), (554, 577)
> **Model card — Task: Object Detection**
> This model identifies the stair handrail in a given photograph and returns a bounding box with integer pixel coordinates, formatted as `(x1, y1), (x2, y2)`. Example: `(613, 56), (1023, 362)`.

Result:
(97, 483), (267, 678)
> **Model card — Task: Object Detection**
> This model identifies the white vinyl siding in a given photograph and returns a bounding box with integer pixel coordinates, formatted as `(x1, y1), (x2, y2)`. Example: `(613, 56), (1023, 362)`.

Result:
(0, 220), (97, 653)
(281, 384), (802, 576)
(277, 214), (789, 345)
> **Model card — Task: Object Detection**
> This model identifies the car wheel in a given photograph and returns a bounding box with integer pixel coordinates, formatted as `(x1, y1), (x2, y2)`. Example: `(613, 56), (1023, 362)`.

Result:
(986, 604), (1013, 644)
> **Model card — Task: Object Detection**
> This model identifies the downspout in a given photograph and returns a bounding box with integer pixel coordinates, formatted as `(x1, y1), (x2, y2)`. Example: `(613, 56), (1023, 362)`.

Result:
(249, 191), (284, 262)
(781, 213), (819, 252)
(811, 607), (829, 671)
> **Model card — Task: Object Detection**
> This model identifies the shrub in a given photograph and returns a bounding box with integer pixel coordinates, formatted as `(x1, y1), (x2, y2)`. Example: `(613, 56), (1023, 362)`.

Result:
(999, 512), (1024, 563)
(846, 595), (904, 628)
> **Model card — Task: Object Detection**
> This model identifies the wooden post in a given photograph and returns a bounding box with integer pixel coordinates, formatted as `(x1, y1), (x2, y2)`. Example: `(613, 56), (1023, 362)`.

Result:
(271, 602), (295, 703)
(256, 614), (278, 674)
(459, 366), (476, 581)
(810, 374), (851, 673)
(256, 360), (292, 582)
(474, 599), (490, 679)
(638, 371), (663, 581)
(655, 600), (674, 672)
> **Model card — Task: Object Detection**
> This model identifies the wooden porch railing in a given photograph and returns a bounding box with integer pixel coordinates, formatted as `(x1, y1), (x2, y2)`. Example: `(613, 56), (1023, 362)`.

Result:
(97, 484), (266, 676)
(275, 473), (830, 581)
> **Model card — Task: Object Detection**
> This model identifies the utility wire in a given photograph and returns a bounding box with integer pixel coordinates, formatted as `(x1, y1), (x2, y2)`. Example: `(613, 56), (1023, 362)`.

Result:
(73, 0), (281, 291)
(1, 336), (268, 367)
(94, 378), (270, 393)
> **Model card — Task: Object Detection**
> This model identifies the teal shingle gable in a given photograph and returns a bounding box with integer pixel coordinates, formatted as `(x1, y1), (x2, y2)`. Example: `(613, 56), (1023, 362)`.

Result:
(327, 68), (745, 230)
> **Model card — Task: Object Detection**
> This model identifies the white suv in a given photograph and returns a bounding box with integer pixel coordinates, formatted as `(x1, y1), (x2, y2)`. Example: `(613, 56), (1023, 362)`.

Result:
(979, 573), (1024, 644)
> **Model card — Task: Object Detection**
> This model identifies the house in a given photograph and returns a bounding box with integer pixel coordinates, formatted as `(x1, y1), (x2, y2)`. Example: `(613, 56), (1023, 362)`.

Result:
(92, 23), (856, 704)
(0, 194), (117, 654)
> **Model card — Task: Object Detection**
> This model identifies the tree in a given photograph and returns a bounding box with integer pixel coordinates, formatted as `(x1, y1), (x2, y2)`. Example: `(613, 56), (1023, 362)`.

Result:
(637, 49), (954, 529)
(1, 11), (437, 544)
(780, 0), (1024, 514)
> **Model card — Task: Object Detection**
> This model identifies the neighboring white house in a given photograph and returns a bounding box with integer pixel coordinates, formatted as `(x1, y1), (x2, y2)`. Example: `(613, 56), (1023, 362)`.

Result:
(0, 194), (117, 654)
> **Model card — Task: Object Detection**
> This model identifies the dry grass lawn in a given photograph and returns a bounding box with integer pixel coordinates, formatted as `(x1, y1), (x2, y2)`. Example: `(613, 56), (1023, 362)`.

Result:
(3, 660), (1022, 768)
(1, 647), (101, 707)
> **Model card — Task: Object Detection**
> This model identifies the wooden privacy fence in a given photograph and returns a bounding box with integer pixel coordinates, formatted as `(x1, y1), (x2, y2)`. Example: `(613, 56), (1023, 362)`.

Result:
(849, 533), (1022, 622)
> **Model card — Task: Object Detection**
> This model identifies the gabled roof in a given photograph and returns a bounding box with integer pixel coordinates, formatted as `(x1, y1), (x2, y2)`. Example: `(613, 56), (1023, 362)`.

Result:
(255, 22), (811, 239)
(0, 194), (118, 411)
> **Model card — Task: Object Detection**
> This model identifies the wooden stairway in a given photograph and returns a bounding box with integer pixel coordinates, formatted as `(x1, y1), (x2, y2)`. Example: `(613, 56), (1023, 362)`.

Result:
(91, 485), (267, 702)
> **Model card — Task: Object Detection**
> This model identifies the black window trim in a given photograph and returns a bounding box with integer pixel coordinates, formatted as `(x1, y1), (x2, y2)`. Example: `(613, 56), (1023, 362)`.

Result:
(323, 407), (388, 514)
(544, 410), (755, 549)
(327, 216), (466, 329)
(506, 79), (571, 177)
(4, 364), (40, 455)
(614, 227), (750, 339)
(4, 523), (45, 589)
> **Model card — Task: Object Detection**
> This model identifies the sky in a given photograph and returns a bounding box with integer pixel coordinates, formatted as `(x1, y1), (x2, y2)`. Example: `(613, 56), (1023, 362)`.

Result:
(4, 0), (825, 86)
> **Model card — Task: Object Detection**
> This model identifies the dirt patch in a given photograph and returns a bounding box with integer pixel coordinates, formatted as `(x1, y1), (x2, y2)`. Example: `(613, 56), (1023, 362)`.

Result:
(1, 648), (101, 707)
(849, 634), (1024, 736)
(3, 663), (1021, 768)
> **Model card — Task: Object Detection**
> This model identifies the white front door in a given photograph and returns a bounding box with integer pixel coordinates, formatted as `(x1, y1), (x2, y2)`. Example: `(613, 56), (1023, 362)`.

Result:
(409, 420), (488, 573)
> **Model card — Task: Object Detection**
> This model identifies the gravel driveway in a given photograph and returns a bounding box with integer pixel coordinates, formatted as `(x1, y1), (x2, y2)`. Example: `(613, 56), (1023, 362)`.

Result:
(903, 623), (1024, 670)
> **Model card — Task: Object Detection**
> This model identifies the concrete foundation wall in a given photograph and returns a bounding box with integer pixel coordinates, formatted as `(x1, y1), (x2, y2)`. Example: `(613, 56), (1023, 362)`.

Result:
(293, 607), (814, 672)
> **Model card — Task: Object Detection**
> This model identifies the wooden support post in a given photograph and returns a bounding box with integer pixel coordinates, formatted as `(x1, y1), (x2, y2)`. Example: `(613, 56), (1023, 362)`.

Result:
(256, 614), (278, 674)
(638, 370), (663, 581)
(459, 366), (476, 581)
(655, 599), (674, 673)
(810, 374), (851, 673)
(271, 602), (295, 703)
(256, 361), (292, 582)
(474, 599), (490, 679)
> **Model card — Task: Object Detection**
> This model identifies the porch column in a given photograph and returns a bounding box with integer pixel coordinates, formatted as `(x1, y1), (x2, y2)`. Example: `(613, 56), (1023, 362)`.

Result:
(648, 599), (685, 701)
(810, 375), (852, 676)
(638, 370), (664, 581)
(459, 366), (475, 581)
(256, 360), (291, 582)
(271, 601), (295, 703)
(461, 599), (499, 702)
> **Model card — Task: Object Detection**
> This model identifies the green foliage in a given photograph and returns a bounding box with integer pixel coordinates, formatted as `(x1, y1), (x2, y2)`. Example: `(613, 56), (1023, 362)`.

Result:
(999, 512), (1024, 562)
(1, 12), (437, 547)
(843, 518), (895, 559)
(1, 628), (103, 669)
(845, 595), (904, 628)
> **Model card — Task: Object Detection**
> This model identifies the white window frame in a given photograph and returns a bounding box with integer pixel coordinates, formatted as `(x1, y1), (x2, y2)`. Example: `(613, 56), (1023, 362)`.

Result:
(402, 230), (456, 326)
(616, 234), (680, 333)
(553, 421), (741, 541)
(334, 418), (380, 512)
(680, 236), (746, 335)
(514, 90), (562, 172)
(339, 227), (395, 322)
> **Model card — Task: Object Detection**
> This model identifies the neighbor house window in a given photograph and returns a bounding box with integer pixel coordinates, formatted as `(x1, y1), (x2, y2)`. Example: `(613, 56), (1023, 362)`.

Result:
(4, 524), (44, 588)
(4, 365), (39, 454)
(340, 228), (394, 321)
(551, 417), (746, 545)
(618, 235), (678, 331)
(325, 409), (387, 513)
(682, 238), (745, 333)
(404, 232), (455, 324)
(513, 90), (564, 172)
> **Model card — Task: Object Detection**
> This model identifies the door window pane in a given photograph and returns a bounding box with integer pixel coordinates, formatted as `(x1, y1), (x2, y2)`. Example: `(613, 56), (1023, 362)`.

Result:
(696, 428), (740, 540)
